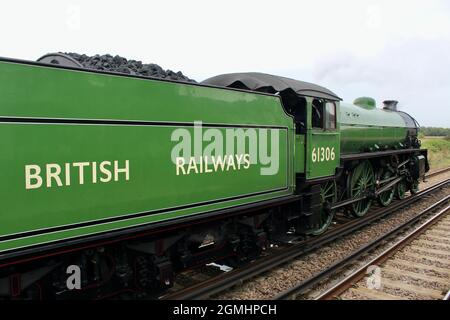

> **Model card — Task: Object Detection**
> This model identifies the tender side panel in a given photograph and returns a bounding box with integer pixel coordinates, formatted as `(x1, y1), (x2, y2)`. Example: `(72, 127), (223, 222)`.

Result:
(0, 60), (294, 253)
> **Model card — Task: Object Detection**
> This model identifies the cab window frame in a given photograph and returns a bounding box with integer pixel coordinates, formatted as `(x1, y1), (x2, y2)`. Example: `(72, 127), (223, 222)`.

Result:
(325, 101), (337, 131)
(311, 98), (325, 130)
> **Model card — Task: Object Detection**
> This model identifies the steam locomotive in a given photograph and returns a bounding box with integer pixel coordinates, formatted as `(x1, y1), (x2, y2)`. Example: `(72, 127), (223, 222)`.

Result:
(0, 54), (428, 299)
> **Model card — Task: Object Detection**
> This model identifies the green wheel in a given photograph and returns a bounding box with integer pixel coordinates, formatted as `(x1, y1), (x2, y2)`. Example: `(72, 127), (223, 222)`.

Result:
(396, 180), (407, 199)
(310, 180), (337, 236)
(349, 161), (374, 217)
(377, 169), (395, 207)
(410, 179), (419, 194)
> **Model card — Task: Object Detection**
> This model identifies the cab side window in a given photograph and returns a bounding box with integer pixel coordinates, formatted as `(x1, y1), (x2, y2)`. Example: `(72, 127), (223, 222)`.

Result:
(312, 99), (324, 129)
(325, 102), (336, 130)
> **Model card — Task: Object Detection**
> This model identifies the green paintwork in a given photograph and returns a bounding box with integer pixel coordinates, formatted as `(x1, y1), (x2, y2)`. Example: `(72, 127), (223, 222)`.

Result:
(349, 160), (375, 217)
(305, 98), (340, 179)
(377, 169), (395, 207)
(0, 60), (295, 253)
(353, 97), (376, 110)
(309, 180), (336, 235)
(396, 180), (407, 199)
(340, 102), (409, 154)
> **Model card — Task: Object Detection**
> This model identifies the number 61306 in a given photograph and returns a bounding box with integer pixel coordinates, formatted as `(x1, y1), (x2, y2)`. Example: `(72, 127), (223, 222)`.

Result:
(312, 147), (335, 163)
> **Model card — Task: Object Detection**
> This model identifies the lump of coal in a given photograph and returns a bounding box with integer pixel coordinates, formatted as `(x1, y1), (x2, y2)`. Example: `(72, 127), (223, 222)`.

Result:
(63, 52), (196, 83)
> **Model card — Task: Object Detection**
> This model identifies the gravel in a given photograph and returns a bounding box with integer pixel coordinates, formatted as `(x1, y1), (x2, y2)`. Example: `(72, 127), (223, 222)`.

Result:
(62, 52), (196, 83)
(383, 269), (448, 292)
(378, 286), (429, 300)
(395, 251), (450, 269)
(412, 241), (450, 252)
(215, 185), (450, 300)
(422, 170), (450, 189)
(386, 260), (449, 279)
(406, 246), (450, 259)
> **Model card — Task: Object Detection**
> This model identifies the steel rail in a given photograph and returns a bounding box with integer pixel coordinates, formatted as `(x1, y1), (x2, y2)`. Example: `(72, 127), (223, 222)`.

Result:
(426, 166), (450, 178)
(314, 203), (450, 300)
(444, 290), (450, 301)
(275, 194), (450, 300)
(161, 178), (450, 300)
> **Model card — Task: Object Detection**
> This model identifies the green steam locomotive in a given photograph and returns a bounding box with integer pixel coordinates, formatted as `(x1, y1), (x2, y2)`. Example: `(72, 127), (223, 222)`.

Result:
(0, 54), (428, 299)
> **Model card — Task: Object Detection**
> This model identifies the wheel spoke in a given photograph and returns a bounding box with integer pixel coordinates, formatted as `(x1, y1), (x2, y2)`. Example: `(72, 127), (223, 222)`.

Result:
(378, 169), (395, 206)
(363, 166), (369, 182)
(353, 166), (363, 184)
(349, 161), (373, 217)
(311, 181), (336, 236)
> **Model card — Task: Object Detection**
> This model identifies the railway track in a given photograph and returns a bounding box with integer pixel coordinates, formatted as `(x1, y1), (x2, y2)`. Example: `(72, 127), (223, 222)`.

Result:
(160, 178), (450, 300)
(275, 192), (450, 300)
(317, 202), (450, 300)
(445, 290), (450, 300)
(425, 166), (450, 178)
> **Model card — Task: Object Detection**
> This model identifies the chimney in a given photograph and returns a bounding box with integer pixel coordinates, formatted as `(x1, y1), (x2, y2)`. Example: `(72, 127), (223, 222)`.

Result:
(383, 100), (398, 111)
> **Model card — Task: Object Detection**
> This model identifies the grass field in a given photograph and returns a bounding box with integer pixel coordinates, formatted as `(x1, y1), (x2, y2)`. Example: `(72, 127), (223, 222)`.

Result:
(420, 136), (450, 170)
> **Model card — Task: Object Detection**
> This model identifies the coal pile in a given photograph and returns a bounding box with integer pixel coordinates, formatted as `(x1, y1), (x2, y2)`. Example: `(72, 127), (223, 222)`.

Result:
(64, 52), (196, 83)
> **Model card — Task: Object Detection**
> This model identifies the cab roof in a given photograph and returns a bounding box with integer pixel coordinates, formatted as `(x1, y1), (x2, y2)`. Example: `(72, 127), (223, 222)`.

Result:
(202, 72), (341, 101)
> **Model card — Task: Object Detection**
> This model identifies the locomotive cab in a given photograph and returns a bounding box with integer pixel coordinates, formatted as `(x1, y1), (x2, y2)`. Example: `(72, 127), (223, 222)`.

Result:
(202, 72), (342, 181)
(304, 97), (341, 181)
(202, 73), (343, 234)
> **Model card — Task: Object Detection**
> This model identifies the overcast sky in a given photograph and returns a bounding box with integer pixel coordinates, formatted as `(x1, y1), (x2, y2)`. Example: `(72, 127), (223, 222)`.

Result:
(1, 0), (449, 127)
